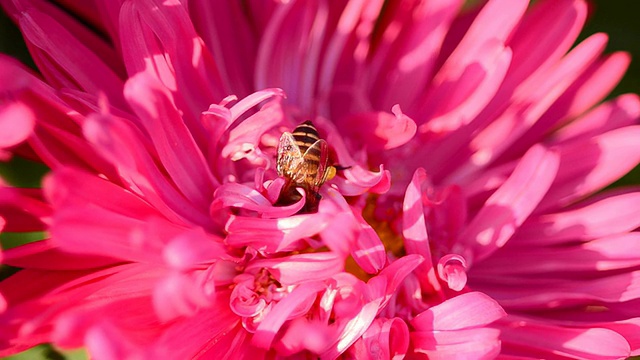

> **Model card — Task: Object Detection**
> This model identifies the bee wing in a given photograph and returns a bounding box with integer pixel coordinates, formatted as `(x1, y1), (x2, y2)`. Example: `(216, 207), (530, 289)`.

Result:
(302, 139), (330, 191)
(277, 132), (304, 178)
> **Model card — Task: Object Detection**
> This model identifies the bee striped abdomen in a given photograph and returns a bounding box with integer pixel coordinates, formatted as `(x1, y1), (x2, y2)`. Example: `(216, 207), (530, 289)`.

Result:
(276, 120), (337, 213)
(292, 121), (320, 153)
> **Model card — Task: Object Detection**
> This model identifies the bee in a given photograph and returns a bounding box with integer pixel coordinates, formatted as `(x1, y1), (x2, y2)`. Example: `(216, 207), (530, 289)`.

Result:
(276, 120), (338, 213)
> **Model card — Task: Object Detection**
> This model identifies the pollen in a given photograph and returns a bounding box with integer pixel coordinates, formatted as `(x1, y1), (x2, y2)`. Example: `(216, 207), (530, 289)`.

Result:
(363, 195), (406, 258)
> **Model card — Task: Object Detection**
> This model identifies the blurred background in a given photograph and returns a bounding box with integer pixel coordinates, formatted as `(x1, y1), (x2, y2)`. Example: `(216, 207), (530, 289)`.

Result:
(1, 1), (639, 359)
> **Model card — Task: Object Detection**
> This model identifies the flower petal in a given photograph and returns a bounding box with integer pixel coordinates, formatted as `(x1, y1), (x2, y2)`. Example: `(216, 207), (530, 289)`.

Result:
(252, 281), (326, 349)
(540, 125), (640, 210)
(342, 105), (417, 151)
(412, 292), (505, 331)
(411, 327), (501, 360)
(402, 168), (441, 293)
(245, 253), (344, 285)
(0, 186), (49, 232)
(516, 190), (640, 245)
(13, 7), (125, 107)
(225, 213), (331, 253)
(497, 316), (631, 359)
(349, 318), (410, 360)
(124, 73), (216, 210)
(459, 145), (559, 261)
(211, 182), (304, 218)
(0, 102), (35, 153)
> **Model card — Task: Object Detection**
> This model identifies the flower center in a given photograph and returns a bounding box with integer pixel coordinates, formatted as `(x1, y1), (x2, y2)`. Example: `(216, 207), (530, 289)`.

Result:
(363, 194), (405, 258)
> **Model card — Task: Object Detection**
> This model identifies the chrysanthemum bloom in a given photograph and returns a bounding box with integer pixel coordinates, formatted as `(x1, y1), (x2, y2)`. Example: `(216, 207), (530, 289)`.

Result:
(1, 0), (639, 358)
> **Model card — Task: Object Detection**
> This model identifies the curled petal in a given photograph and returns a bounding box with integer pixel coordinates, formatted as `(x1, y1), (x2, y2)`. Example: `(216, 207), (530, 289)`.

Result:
(437, 254), (468, 291)
(245, 253), (344, 285)
(252, 281), (326, 349)
(342, 105), (417, 151)
(229, 88), (285, 121)
(211, 182), (303, 218)
(367, 254), (424, 312)
(225, 213), (331, 253)
(349, 318), (410, 360)
(332, 165), (391, 196)
(221, 97), (284, 163)
(322, 298), (381, 360)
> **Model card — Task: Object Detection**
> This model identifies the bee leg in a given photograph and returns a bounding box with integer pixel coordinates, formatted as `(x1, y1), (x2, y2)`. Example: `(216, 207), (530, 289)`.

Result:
(333, 164), (352, 171)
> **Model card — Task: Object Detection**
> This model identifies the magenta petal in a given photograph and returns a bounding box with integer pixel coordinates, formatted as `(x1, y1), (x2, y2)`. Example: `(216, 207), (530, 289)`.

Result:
(124, 73), (215, 210)
(211, 182), (303, 218)
(351, 213), (387, 274)
(16, 8), (126, 107)
(0, 102), (35, 152)
(498, 317), (631, 359)
(147, 291), (243, 359)
(225, 213), (331, 253)
(553, 94), (640, 143)
(437, 254), (468, 291)
(0, 186), (50, 232)
(189, 0), (259, 98)
(162, 228), (226, 270)
(411, 327), (501, 360)
(473, 232), (640, 276)
(459, 145), (559, 261)
(84, 322), (137, 360)
(350, 318), (410, 360)
(221, 98), (284, 164)
(322, 299), (381, 360)
(506, 0), (588, 86)
(2, 240), (116, 270)
(369, 0), (464, 110)
(245, 253), (343, 285)
(541, 125), (640, 210)
(252, 281), (325, 349)
(274, 318), (332, 355)
(332, 165), (392, 196)
(367, 254), (424, 313)
(517, 190), (640, 245)
(412, 292), (506, 331)
(343, 105), (417, 151)
(227, 88), (285, 121)
(402, 168), (440, 293)
(469, 32), (609, 165)
(50, 204), (180, 263)
(312, 117), (391, 195)
(82, 111), (210, 227)
(152, 268), (216, 322)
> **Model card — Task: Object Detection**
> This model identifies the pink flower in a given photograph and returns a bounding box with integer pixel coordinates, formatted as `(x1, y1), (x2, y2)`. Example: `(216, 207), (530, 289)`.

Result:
(1, 0), (639, 359)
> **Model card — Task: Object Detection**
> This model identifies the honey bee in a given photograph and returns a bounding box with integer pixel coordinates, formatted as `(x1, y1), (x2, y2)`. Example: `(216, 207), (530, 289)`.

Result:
(276, 120), (338, 213)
